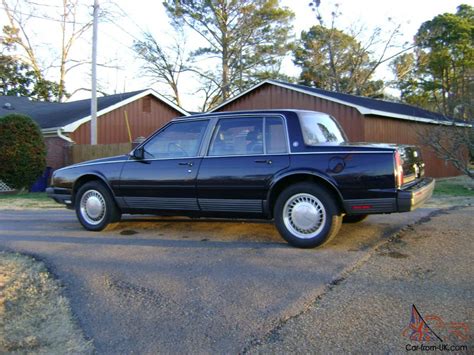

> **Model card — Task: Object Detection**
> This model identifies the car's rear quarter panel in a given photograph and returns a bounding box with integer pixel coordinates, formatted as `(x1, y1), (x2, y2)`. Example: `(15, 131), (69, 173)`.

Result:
(288, 153), (397, 200)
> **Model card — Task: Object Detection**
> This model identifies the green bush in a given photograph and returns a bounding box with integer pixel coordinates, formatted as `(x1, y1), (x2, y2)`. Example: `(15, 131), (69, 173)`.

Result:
(0, 113), (46, 190)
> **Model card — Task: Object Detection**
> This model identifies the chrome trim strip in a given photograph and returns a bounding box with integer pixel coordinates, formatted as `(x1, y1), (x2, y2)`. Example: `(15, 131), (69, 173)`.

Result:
(290, 151), (394, 155)
(124, 197), (199, 211)
(203, 153), (288, 159)
(199, 198), (262, 213)
(60, 150), (394, 169)
(59, 160), (127, 169)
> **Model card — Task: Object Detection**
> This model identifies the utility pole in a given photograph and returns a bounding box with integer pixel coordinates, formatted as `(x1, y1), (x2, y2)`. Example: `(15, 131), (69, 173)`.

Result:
(91, 0), (99, 145)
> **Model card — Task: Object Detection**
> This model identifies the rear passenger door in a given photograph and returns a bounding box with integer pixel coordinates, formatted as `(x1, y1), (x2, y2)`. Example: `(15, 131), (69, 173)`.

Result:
(197, 115), (289, 215)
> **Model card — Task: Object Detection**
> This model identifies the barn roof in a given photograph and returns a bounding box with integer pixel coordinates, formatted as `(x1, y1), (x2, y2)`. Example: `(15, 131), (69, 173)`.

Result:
(211, 80), (468, 126)
(0, 89), (189, 132)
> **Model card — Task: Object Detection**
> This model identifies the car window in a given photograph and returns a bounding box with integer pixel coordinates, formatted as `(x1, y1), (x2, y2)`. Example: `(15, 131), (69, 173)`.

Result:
(298, 112), (346, 145)
(208, 117), (264, 156)
(265, 117), (288, 154)
(143, 120), (208, 159)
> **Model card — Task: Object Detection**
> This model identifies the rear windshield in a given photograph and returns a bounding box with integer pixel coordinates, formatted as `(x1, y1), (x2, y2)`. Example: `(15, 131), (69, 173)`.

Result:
(298, 112), (346, 145)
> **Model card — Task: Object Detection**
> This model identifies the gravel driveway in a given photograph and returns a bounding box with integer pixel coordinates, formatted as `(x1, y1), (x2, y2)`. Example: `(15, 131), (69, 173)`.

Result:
(0, 208), (437, 353)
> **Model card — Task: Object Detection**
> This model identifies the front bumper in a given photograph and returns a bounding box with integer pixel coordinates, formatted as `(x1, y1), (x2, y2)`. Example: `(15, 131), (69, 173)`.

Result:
(46, 187), (73, 208)
(397, 177), (435, 212)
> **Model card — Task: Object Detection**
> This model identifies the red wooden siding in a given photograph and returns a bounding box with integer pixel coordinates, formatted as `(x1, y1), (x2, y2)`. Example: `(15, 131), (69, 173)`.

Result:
(215, 83), (462, 178)
(217, 83), (365, 141)
(70, 94), (183, 144)
(363, 115), (461, 177)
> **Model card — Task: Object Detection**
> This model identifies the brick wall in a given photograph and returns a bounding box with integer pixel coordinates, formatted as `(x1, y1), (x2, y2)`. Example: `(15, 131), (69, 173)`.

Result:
(44, 137), (72, 170)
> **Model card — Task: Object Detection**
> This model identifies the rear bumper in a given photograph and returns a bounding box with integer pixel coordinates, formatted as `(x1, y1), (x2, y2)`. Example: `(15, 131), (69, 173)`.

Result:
(46, 187), (73, 208)
(397, 177), (435, 212)
(343, 177), (435, 215)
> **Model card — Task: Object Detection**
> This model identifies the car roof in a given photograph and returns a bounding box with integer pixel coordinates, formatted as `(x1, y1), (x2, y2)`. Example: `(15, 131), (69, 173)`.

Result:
(171, 109), (322, 121)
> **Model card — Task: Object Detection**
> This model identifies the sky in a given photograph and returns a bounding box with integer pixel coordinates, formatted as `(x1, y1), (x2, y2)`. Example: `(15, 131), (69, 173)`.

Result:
(1, 0), (470, 111)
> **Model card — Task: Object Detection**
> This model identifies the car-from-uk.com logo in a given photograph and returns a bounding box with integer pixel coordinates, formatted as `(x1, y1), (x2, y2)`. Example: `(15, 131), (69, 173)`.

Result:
(403, 305), (470, 352)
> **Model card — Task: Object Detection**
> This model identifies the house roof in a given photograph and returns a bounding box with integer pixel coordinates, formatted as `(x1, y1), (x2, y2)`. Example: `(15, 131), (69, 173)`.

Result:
(210, 80), (469, 126)
(0, 89), (189, 132)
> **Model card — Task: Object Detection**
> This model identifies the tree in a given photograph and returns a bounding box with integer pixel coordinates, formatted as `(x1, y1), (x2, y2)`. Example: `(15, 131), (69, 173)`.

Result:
(0, 54), (32, 96)
(293, 25), (384, 97)
(392, 4), (474, 120)
(419, 123), (473, 179)
(2, 0), (95, 102)
(294, 2), (407, 97)
(0, 54), (61, 100)
(163, 0), (294, 103)
(0, 113), (46, 189)
(392, 5), (474, 179)
(133, 31), (189, 106)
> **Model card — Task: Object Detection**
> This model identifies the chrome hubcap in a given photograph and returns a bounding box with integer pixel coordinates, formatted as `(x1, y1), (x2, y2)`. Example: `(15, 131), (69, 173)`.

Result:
(283, 193), (326, 239)
(80, 190), (106, 225)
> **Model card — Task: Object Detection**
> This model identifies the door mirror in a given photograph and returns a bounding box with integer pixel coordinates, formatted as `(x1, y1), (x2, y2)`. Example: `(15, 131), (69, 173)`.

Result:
(132, 147), (144, 160)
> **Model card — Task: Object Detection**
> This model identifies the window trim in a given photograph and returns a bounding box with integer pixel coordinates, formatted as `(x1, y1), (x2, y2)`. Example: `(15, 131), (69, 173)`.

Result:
(206, 116), (265, 157)
(205, 115), (290, 157)
(139, 119), (210, 160)
(130, 113), (291, 161)
(296, 112), (347, 147)
(264, 116), (289, 155)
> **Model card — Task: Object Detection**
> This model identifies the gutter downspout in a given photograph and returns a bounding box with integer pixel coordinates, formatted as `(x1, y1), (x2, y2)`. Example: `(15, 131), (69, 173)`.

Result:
(56, 128), (74, 143)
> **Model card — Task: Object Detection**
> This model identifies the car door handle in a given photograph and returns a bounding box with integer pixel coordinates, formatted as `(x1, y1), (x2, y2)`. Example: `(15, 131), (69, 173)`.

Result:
(179, 162), (193, 167)
(254, 159), (272, 164)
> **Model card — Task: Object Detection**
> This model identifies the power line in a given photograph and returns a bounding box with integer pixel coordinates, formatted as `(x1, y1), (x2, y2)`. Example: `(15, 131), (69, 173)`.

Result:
(107, 2), (148, 36)
(0, 6), (90, 25)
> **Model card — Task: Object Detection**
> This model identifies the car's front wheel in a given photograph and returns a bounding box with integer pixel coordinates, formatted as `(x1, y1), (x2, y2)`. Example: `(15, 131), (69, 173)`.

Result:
(75, 181), (121, 231)
(274, 183), (342, 248)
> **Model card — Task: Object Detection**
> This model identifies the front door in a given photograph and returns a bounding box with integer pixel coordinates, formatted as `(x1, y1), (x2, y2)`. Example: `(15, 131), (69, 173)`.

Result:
(120, 119), (209, 212)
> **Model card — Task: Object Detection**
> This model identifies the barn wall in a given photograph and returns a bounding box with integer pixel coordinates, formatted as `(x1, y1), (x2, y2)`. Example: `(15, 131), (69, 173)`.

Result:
(363, 115), (461, 177)
(216, 83), (366, 141)
(70, 95), (184, 144)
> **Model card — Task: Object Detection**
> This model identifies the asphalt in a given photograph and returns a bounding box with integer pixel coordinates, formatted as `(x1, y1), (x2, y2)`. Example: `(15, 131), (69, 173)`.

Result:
(0, 207), (454, 353)
(248, 207), (474, 353)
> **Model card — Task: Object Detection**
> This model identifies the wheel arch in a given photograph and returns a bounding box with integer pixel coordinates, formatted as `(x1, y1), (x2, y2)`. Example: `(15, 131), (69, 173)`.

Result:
(72, 173), (116, 204)
(266, 171), (344, 218)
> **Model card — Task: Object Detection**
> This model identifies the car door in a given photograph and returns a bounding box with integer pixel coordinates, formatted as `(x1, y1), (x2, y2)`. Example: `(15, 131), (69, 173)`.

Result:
(196, 115), (290, 214)
(119, 119), (209, 212)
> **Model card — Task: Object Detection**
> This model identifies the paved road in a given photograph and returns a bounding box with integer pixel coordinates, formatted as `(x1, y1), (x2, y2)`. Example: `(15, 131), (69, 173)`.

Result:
(249, 207), (474, 353)
(0, 208), (435, 354)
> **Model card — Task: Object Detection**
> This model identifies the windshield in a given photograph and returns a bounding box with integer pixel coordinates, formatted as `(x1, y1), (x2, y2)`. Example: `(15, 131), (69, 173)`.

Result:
(298, 112), (346, 145)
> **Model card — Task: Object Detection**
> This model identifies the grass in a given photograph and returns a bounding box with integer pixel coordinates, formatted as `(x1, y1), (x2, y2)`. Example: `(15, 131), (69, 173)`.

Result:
(0, 192), (61, 209)
(0, 252), (93, 354)
(433, 176), (474, 197)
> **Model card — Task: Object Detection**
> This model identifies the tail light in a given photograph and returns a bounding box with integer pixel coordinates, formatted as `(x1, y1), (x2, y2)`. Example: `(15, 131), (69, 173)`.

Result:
(394, 150), (404, 188)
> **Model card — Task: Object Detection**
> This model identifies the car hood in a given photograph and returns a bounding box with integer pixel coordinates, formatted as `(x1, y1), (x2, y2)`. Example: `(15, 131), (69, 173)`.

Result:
(64, 154), (129, 169)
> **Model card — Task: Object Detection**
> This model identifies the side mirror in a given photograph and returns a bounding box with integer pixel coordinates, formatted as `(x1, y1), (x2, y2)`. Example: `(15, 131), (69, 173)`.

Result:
(132, 147), (144, 160)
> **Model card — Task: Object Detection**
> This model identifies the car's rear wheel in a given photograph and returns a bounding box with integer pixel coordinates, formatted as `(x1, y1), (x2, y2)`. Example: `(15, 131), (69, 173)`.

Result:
(75, 181), (121, 231)
(274, 183), (342, 248)
(343, 214), (368, 223)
